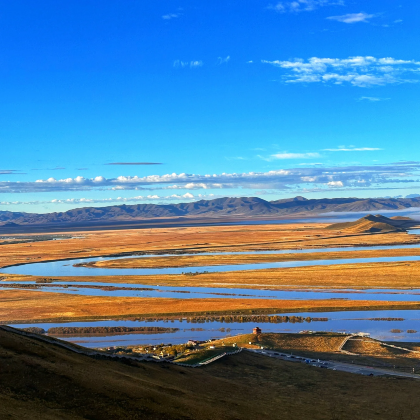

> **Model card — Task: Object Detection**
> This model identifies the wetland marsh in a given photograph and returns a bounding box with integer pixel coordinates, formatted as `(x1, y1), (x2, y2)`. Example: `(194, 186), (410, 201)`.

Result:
(2, 220), (420, 348)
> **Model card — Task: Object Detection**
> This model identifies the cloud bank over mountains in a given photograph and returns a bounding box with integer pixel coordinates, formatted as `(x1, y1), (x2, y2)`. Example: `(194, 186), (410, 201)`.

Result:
(1, 162), (419, 198)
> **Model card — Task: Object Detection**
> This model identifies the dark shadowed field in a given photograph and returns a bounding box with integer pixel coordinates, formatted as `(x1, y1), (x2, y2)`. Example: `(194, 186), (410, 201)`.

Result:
(1, 327), (420, 420)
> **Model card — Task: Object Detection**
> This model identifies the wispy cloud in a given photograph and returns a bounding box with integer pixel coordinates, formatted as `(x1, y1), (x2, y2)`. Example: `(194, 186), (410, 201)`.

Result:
(269, 152), (321, 159)
(323, 146), (382, 151)
(0, 170), (24, 175)
(298, 162), (323, 166)
(166, 183), (224, 190)
(32, 167), (66, 171)
(0, 193), (218, 207)
(268, 0), (344, 13)
(217, 56), (231, 65)
(327, 12), (375, 24)
(262, 56), (420, 87)
(225, 156), (248, 161)
(106, 162), (162, 165)
(173, 60), (203, 68)
(190, 61), (203, 68)
(358, 96), (390, 102)
(162, 13), (181, 20)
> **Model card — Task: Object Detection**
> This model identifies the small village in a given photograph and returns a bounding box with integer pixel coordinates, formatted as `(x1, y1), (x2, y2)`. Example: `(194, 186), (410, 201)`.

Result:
(97, 327), (365, 366)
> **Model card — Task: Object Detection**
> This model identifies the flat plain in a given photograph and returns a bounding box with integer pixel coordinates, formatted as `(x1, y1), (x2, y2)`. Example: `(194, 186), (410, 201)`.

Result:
(2, 222), (420, 269)
(4, 289), (420, 323)
(2, 222), (420, 323)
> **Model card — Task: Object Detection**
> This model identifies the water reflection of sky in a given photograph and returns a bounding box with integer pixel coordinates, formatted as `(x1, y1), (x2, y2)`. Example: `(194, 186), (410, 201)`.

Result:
(12, 310), (420, 347)
(3, 227), (420, 347)
(4, 281), (420, 301)
(3, 244), (420, 277)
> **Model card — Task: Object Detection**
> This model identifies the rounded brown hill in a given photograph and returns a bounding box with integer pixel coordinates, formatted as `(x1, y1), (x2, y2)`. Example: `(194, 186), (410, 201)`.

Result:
(326, 214), (414, 234)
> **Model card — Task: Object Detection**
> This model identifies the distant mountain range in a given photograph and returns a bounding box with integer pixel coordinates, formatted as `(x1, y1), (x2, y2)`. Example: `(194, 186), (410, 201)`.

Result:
(1, 195), (420, 227)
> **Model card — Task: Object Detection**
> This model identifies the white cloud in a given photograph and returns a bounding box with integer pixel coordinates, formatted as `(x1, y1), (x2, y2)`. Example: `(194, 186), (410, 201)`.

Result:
(262, 56), (420, 87)
(190, 61), (203, 68)
(270, 152), (321, 159)
(162, 13), (180, 20)
(268, 0), (344, 13)
(327, 181), (344, 187)
(217, 56), (231, 65)
(358, 96), (390, 102)
(167, 183), (224, 190)
(327, 12), (375, 24)
(173, 60), (203, 68)
(0, 193), (219, 207)
(323, 147), (382, 151)
(2, 161), (420, 196)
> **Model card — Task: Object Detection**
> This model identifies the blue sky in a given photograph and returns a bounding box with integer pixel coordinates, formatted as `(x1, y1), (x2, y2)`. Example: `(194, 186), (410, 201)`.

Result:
(1, 0), (419, 213)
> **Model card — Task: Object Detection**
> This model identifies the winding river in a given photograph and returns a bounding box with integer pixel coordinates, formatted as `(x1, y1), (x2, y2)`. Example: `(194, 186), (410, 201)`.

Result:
(11, 310), (420, 348)
(3, 241), (420, 278)
(2, 229), (420, 346)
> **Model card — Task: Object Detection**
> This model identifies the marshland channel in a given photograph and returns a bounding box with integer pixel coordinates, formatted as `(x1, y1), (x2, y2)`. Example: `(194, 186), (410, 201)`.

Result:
(3, 229), (420, 346)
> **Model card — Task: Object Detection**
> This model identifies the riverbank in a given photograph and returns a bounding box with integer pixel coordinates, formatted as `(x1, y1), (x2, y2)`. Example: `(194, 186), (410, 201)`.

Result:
(79, 247), (420, 269)
(4, 258), (420, 290)
(1, 223), (419, 270)
(3, 289), (420, 323)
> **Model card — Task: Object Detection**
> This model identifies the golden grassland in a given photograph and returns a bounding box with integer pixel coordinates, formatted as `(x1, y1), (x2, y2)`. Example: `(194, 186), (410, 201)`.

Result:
(207, 333), (420, 372)
(2, 223), (420, 292)
(218, 332), (346, 353)
(2, 289), (420, 323)
(342, 337), (420, 366)
(177, 332), (346, 365)
(5, 258), (420, 290)
(1, 222), (419, 269)
(3, 327), (420, 420)
(2, 223), (420, 325)
(86, 247), (420, 269)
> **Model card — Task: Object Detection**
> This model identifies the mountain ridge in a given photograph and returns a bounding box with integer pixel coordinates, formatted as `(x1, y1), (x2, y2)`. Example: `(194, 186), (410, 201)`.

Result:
(1, 195), (420, 227)
(326, 214), (415, 233)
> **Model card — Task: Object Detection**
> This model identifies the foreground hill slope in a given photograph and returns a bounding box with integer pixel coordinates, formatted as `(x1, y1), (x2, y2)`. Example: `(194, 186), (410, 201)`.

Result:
(327, 214), (415, 233)
(1, 195), (420, 227)
(2, 327), (420, 420)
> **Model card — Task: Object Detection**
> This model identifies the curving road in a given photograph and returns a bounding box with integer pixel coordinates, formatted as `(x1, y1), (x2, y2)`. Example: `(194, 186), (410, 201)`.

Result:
(246, 348), (420, 379)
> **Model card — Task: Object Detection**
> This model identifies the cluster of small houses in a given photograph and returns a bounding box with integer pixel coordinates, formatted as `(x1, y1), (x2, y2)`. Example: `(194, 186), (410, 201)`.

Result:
(97, 328), (372, 361)
(99, 327), (264, 360)
(100, 338), (223, 360)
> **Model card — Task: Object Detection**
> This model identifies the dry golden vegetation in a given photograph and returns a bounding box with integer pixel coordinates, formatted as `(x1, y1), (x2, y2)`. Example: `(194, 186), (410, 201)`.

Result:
(2, 289), (420, 323)
(341, 337), (420, 369)
(85, 247), (420, 269)
(2, 223), (420, 324)
(211, 333), (420, 372)
(4, 327), (420, 420)
(217, 332), (346, 353)
(2, 224), (420, 293)
(344, 337), (417, 359)
(6, 258), (420, 291)
(1, 223), (419, 269)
